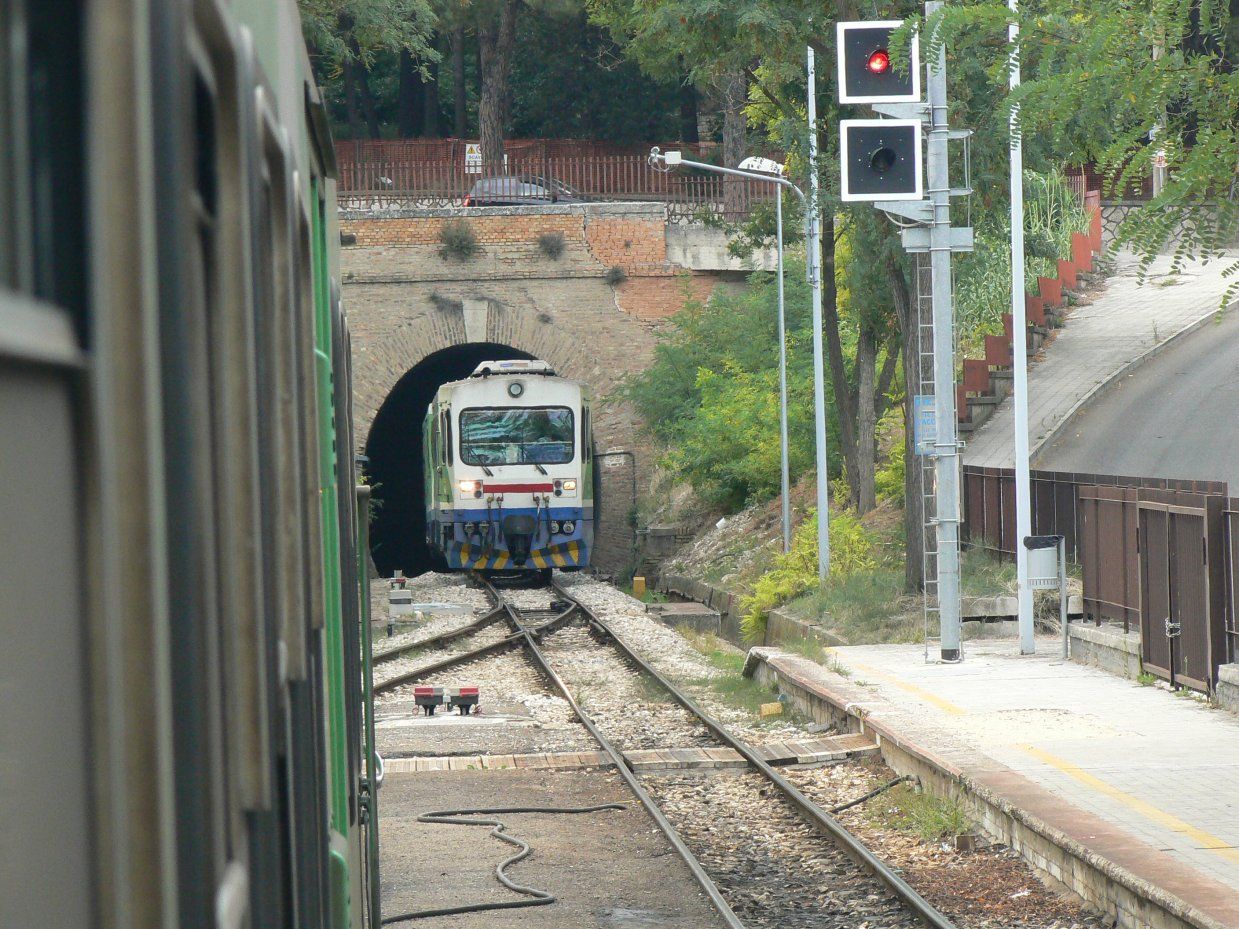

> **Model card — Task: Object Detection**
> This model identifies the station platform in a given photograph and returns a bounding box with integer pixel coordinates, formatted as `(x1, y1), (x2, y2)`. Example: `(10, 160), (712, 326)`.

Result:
(745, 637), (1239, 929)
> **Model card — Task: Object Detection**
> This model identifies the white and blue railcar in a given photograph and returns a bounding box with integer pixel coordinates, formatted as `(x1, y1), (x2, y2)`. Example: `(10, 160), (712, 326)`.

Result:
(425, 360), (595, 573)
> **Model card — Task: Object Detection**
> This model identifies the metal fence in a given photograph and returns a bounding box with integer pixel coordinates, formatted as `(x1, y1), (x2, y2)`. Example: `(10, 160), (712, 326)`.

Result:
(337, 153), (776, 223)
(962, 465), (1238, 690)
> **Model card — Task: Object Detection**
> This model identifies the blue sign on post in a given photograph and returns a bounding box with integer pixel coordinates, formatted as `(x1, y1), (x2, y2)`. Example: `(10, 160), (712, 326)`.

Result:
(913, 395), (936, 456)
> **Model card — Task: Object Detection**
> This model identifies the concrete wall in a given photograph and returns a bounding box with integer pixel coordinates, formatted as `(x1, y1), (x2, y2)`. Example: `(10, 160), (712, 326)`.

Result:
(1069, 622), (1143, 681)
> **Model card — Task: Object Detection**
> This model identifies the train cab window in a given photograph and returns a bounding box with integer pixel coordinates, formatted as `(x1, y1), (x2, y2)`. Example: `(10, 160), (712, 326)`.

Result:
(460, 407), (575, 466)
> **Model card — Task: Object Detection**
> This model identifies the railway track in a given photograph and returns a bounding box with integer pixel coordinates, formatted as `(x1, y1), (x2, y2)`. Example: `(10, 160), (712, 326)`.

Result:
(377, 574), (958, 929)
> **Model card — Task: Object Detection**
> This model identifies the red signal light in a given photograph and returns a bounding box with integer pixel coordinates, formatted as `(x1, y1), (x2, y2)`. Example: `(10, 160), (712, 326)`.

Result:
(867, 49), (891, 74)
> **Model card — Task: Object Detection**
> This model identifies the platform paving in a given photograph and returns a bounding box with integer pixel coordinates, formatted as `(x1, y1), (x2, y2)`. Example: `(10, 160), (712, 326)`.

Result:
(963, 249), (1238, 468)
(750, 638), (1239, 928)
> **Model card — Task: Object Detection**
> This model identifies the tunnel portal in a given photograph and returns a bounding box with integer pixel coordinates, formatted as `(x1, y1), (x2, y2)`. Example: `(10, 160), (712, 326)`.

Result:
(364, 342), (535, 576)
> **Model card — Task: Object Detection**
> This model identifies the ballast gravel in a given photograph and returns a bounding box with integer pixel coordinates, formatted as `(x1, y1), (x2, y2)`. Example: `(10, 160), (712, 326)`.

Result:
(644, 771), (920, 929)
(783, 763), (1109, 929)
(372, 623), (514, 689)
(556, 574), (804, 744)
(377, 648), (595, 756)
(540, 624), (717, 750)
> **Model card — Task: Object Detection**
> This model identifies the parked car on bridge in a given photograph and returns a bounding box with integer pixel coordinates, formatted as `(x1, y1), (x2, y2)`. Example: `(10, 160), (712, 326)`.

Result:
(463, 175), (583, 206)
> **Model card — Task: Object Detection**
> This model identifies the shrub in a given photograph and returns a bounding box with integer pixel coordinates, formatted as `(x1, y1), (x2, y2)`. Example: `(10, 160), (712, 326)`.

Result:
(604, 265), (627, 286)
(438, 219), (481, 260)
(537, 231), (566, 259)
(739, 509), (879, 643)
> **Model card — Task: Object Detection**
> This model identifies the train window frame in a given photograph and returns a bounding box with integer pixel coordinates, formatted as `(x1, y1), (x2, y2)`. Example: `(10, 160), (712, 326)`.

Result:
(458, 405), (576, 467)
(254, 84), (306, 683)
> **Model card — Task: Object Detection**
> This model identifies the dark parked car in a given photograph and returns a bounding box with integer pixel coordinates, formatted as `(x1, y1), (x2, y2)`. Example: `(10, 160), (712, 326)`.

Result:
(463, 175), (583, 206)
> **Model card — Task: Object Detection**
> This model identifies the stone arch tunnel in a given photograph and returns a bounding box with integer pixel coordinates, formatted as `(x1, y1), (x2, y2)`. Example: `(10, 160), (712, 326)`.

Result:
(364, 342), (534, 576)
(347, 279), (664, 577)
(341, 201), (760, 576)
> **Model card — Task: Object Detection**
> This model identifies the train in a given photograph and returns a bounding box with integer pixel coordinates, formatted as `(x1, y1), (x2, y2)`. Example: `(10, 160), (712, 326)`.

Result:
(424, 359), (596, 576)
(1, 3), (380, 929)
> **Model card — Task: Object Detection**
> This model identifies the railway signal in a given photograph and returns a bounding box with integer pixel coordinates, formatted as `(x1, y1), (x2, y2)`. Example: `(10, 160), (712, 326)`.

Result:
(836, 21), (920, 104)
(839, 118), (923, 202)
(837, 10), (972, 664)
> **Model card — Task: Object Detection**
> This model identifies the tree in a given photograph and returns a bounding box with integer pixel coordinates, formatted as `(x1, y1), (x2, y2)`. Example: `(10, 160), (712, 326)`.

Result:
(299, 0), (438, 138)
(475, 0), (520, 169)
(592, 0), (909, 517)
(926, 0), (1238, 294)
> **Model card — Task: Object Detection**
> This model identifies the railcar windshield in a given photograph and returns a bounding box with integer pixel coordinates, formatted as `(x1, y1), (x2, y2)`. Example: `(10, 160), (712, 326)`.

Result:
(459, 406), (575, 466)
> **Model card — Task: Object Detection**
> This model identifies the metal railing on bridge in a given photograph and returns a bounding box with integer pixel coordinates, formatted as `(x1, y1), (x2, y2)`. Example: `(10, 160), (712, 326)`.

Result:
(337, 152), (776, 224)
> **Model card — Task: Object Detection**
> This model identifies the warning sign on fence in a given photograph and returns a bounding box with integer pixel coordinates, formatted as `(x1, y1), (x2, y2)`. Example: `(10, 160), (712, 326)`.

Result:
(464, 143), (482, 174)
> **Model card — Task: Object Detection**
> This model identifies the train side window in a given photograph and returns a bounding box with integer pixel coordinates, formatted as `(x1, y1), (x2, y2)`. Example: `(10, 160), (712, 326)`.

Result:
(443, 410), (453, 465)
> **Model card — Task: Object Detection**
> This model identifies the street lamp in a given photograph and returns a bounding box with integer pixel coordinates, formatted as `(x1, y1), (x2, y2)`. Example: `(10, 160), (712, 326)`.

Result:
(649, 147), (829, 572)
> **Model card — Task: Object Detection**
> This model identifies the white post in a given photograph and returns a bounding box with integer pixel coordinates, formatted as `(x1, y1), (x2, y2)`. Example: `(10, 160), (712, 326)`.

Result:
(1009, 0), (1035, 654)
(776, 190), (791, 553)
(806, 45), (831, 581)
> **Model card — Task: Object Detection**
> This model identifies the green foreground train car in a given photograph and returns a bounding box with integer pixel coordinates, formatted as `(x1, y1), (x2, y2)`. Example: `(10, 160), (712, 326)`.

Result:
(1, 2), (381, 928)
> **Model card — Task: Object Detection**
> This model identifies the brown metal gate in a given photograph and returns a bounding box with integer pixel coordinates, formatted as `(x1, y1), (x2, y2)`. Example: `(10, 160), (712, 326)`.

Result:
(1137, 491), (1227, 692)
(1225, 499), (1239, 665)
(1078, 485), (1140, 630)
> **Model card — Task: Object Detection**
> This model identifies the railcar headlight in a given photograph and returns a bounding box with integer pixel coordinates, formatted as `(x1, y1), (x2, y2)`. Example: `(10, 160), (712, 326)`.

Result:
(562, 479), (577, 492)
(562, 520), (576, 534)
(459, 479), (483, 497)
(507, 381), (525, 398)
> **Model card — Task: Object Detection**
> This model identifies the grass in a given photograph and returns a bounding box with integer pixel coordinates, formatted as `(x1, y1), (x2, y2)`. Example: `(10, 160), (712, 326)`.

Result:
(961, 547), (1017, 598)
(679, 629), (791, 719)
(1137, 671), (1158, 686)
(866, 783), (972, 843)
(537, 231), (566, 259)
(786, 566), (921, 645)
(624, 584), (668, 604)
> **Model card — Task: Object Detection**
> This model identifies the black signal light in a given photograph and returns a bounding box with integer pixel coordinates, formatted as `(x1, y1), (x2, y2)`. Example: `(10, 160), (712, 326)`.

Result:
(837, 21), (920, 104)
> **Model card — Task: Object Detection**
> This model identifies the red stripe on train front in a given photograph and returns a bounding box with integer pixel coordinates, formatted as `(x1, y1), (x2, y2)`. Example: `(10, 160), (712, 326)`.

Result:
(482, 483), (555, 493)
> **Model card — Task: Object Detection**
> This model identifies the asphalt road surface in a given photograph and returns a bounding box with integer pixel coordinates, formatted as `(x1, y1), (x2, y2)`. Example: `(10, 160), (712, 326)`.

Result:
(1036, 307), (1239, 487)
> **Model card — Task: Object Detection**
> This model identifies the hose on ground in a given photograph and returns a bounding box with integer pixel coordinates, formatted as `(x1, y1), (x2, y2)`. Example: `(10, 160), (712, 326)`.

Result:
(828, 775), (912, 815)
(379, 804), (626, 924)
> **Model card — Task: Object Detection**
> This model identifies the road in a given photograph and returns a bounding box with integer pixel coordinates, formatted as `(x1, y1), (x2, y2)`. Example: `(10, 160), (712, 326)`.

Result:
(1036, 307), (1239, 487)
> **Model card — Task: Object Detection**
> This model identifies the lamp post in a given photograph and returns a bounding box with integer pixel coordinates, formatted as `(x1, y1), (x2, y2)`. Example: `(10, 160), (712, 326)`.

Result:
(649, 147), (826, 568)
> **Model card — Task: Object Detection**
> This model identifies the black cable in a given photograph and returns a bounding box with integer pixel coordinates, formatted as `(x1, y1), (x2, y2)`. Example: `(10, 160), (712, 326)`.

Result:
(380, 804), (626, 924)
(827, 775), (912, 815)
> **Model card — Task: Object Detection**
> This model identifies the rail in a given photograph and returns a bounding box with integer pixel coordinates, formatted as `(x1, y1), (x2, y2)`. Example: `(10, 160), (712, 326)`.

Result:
(373, 574), (961, 927)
